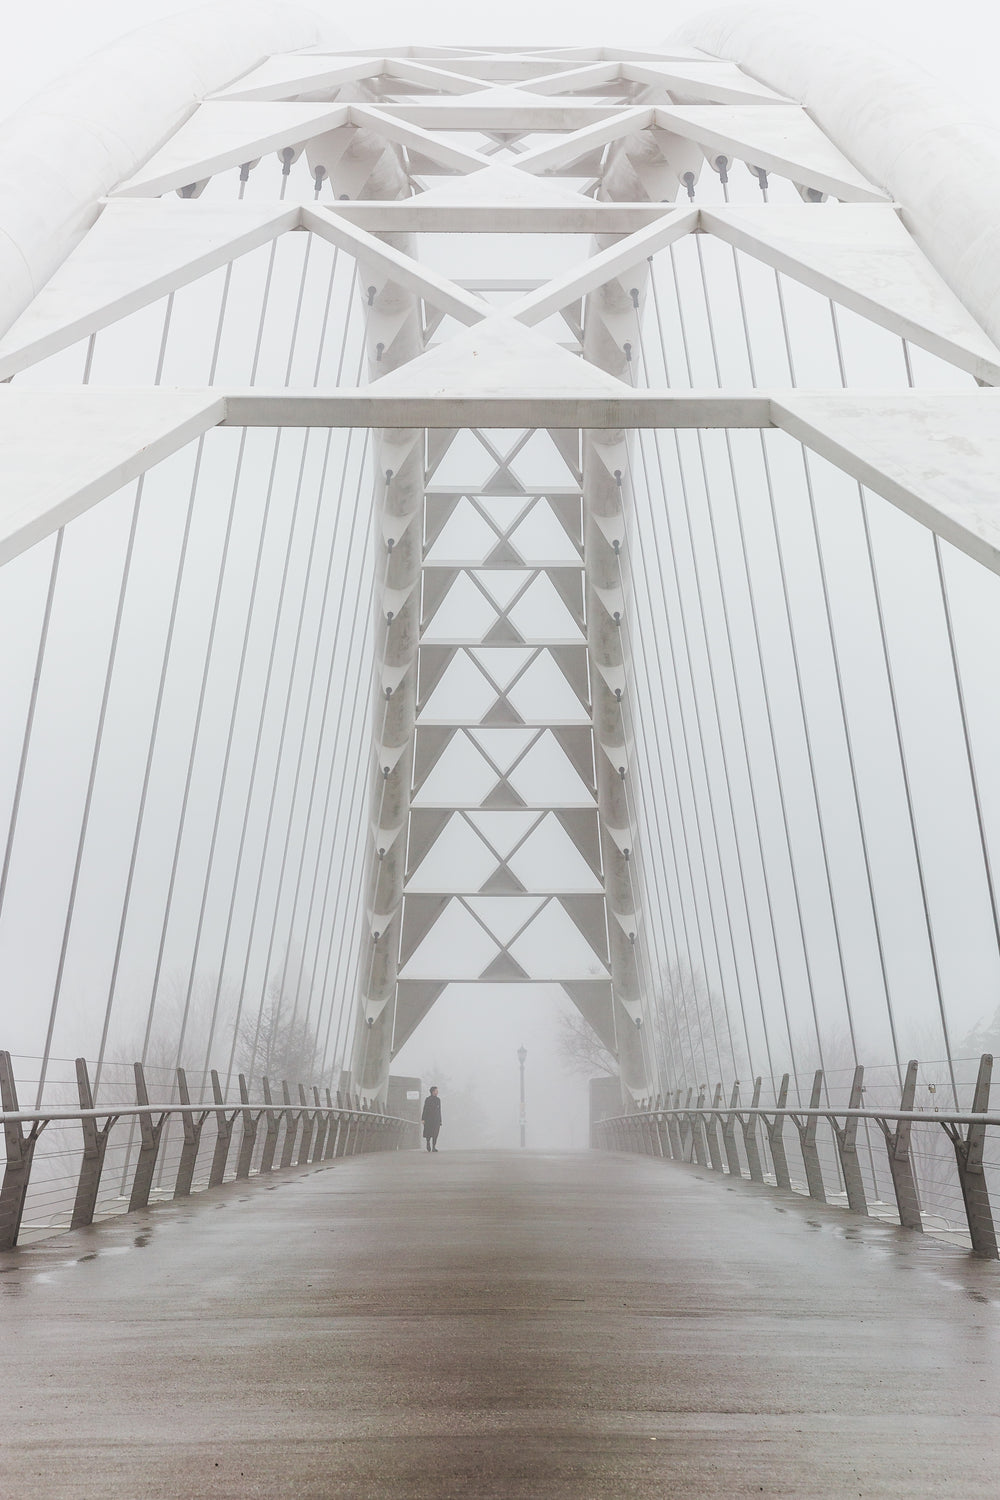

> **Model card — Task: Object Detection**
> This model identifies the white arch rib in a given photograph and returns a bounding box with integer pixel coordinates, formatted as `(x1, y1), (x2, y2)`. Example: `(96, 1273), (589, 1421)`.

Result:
(0, 0), (341, 336)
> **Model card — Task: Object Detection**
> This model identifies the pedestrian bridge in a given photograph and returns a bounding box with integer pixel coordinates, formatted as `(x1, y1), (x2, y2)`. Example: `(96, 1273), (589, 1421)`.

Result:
(4, 5), (1000, 1494)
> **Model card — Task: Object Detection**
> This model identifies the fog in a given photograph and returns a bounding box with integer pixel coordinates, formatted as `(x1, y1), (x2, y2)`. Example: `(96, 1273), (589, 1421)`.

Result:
(4, 0), (1000, 128)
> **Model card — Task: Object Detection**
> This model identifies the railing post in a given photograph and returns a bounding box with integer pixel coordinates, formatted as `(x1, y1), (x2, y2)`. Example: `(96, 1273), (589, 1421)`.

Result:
(173, 1067), (209, 1199)
(705, 1084), (725, 1173)
(679, 1088), (695, 1162)
(128, 1062), (167, 1212)
(235, 1074), (261, 1179)
(323, 1090), (339, 1159)
(941, 1053), (997, 1259)
(721, 1082), (743, 1178)
(0, 1050), (47, 1249)
(311, 1088), (329, 1162)
(279, 1081), (300, 1168)
(208, 1070), (237, 1188)
(71, 1058), (119, 1229)
(334, 1092), (350, 1156)
(665, 1090), (684, 1159)
(791, 1070), (826, 1203)
(641, 1106), (656, 1157)
(296, 1084), (316, 1165)
(876, 1059), (923, 1232)
(259, 1077), (281, 1173)
(690, 1087), (709, 1167)
(763, 1074), (792, 1190)
(358, 1098), (372, 1154)
(650, 1095), (666, 1158)
(738, 1077), (765, 1183)
(830, 1065), (868, 1215)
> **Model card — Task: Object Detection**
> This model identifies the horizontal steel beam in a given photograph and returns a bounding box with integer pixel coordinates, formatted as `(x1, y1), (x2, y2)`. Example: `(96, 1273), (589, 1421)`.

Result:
(327, 202), (673, 233)
(221, 391), (772, 427)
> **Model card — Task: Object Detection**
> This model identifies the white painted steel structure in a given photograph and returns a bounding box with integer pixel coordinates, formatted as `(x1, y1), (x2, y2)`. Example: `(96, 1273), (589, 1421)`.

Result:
(4, 4), (1000, 1132)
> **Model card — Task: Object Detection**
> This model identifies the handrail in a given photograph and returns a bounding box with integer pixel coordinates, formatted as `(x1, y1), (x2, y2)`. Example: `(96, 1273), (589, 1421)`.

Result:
(601, 1108), (1000, 1127)
(0, 1104), (397, 1125)
(594, 1054), (999, 1260)
(0, 1049), (418, 1251)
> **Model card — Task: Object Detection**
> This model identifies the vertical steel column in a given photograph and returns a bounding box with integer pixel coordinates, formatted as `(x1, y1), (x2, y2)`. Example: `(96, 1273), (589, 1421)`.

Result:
(340, 121), (425, 1105)
(581, 244), (655, 1099)
(942, 1053), (997, 1259)
(877, 1060), (923, 1232)
(580, 468), (649, 1097)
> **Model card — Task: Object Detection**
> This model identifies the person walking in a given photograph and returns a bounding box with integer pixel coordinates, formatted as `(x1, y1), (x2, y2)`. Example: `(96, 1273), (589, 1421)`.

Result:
(421, 1086), (442, 1152)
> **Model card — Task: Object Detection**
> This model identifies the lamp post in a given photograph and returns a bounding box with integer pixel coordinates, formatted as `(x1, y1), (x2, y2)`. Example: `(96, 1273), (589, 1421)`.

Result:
(517, 1045), (527, 1148)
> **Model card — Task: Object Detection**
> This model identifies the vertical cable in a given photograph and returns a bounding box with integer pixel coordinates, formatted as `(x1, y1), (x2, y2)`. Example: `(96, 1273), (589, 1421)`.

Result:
(0, 531), (64, 933)
(627, 311), (753, 1081)
(828, 303), (958, 1101)
(661, 247), (792, 1092)
(33, 303), (176, 1106)
(692, 233), (826, 1099)
(95, 214), (269, 1094)
(725, 243), (866, 1098)
(934, 536), (1000, 958)
(188, 248), (343, 1082)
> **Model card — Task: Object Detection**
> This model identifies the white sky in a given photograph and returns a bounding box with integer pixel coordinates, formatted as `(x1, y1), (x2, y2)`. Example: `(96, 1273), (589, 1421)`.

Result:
(2, 0), (1000, 127)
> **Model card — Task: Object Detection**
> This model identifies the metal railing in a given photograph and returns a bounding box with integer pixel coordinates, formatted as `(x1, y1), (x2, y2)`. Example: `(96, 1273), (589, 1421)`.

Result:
(595, 1055), (1000, 1259)
(0, 1050), (416, 1250)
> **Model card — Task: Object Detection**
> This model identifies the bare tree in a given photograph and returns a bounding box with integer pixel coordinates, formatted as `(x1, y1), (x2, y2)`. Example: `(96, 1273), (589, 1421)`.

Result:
(557, 1005), (618, 1080)
(234, 981), (332, 1091)
(556, 959), (747, 1094)
(650, 960), (748, 1094)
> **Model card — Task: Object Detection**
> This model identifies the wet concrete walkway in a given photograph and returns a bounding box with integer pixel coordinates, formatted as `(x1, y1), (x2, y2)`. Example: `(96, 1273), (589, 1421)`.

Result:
(2, 1148), (999, 1498)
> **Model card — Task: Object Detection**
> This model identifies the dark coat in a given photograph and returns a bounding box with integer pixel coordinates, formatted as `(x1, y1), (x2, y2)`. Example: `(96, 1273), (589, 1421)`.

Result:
(421, 1093), (442, 1135)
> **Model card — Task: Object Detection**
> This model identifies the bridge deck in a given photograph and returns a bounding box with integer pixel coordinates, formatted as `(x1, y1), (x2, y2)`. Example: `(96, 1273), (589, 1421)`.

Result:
(2, 1148), (998, 1498)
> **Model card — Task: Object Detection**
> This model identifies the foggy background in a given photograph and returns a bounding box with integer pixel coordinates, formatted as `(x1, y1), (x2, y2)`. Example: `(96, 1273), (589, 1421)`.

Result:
(4, 0), (1000, 128)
